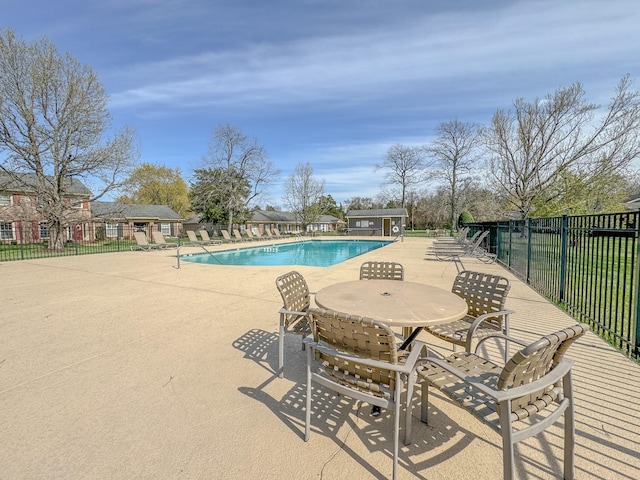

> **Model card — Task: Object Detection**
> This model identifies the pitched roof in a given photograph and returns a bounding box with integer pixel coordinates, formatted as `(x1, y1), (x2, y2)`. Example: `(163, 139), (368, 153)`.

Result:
(91, 201), (183, 220)
(346, 208), (408, 217)
(0, 172), (92, 196)
(250, 210), (339, 223)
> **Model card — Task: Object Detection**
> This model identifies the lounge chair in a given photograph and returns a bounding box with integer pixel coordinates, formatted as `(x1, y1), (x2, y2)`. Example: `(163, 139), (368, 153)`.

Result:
(198, 229), (222, 245)
(250, 228), (267, 241)
(263, 227), (275, 239)
(232, 228), (250, 242)
(272, 228), (284, 238)
(245, 229), (260, 241)
(131, 231), (166, 251)
(152, 231), (177, 248)
(220, 230), (239, 243)
(426, 230), (495, 262)
(304, 308), (427, 480)
(416, 323), (587, 479)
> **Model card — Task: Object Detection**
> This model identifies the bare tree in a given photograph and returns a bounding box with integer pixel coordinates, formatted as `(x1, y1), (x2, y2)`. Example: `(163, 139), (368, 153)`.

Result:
(0, 29), (138, 249)
(200, 123), (279, 232)
(484, 76), (640, 219)
(425, 120), (481, 231)
(282, 162), (325, 232)
(376, 144), (426, 209)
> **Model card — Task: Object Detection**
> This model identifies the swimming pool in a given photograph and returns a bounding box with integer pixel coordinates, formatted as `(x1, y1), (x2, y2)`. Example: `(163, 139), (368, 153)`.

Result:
(181, 239), (393, 267)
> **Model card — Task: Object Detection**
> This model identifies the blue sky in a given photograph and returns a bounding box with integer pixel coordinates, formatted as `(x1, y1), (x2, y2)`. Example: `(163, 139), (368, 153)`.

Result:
(4, 0), (639, 206)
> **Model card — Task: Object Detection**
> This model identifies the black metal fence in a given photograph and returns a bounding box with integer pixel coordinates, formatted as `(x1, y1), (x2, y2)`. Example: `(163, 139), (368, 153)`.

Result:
(0, 222), (183, 261)
(468, 211), (640, 360)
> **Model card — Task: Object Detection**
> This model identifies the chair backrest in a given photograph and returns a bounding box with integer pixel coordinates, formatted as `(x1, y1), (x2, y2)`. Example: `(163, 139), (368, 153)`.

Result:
(498, 323), (587, 411)
(307, 307), (400, 393)
(233, 229), (244, 239)
(134, 231), (150, 246)
(452, 270), (510, 323)
(359, 261), (404, 281)
(273, 228), (282, 236)
(186, 230), (199, 242)
(152, 231), (167, 244)
(276, 271), (311, 327)
(221, 230), (232, 240)
(198, 229), (212, 241)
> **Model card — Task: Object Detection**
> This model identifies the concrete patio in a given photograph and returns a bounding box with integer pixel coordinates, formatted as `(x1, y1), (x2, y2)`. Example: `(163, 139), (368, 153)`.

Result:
(1, 237), (639, 479)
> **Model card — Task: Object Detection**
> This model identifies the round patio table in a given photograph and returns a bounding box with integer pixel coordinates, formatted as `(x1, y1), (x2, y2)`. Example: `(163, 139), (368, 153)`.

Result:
(315, 279), (468, 349)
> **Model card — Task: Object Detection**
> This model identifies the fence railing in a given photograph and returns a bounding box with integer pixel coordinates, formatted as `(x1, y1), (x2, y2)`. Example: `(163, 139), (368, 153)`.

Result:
(467, 211), (640, 360)
(0, 223), (182, 261)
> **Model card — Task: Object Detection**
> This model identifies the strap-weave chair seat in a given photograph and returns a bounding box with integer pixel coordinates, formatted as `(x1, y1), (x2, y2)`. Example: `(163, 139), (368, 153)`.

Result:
(424, 270), (513, 360)
(275, 271), (314, 378)
(416, 323), (587, 479)
(426, 316), (503, 345)
(305, 308), (425, 480)
(419, 351), (560, 426)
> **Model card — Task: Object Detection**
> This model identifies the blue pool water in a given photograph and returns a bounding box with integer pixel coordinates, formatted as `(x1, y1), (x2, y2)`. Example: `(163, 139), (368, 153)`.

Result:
(181, 239), (392, 267)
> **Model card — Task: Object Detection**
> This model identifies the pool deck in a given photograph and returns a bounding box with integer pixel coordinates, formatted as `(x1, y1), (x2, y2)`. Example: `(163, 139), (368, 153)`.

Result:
(2, 237), (639, 479)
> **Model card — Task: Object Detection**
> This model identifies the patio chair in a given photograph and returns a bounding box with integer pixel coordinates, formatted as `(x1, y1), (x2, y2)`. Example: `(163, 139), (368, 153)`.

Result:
(221, 229), (240, 243)
(151, 231), (177, 249)
(197, 229), (222, 245)
(423, 270), (513, 361)
(415, 323), (587, 479)
(304, 308), (427, 480)
(233, 228), (251, 242)
(131, 231), (165, 251)
(245, 228), (264, 241)
(359, 261), (405, 281)
(185, 230), (202, 245)
(275, 271), (315, 378)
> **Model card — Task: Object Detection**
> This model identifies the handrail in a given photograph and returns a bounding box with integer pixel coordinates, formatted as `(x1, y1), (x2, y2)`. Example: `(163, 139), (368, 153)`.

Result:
(175, 243), (223, 268)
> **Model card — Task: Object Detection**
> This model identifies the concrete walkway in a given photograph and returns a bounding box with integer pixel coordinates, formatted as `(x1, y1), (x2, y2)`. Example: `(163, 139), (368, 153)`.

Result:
(1, 237), (638, 479)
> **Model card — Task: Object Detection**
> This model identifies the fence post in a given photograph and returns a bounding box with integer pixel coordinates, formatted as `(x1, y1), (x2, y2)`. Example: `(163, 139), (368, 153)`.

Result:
(635, 212), (640, 357)
(508, 221), (513, 269)
(526, 218), (532, 284)
(559, 214), (568, 304)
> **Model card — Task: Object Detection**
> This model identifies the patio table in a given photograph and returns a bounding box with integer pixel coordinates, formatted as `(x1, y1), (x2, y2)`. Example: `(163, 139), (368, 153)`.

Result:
(315, 279), (468, 349)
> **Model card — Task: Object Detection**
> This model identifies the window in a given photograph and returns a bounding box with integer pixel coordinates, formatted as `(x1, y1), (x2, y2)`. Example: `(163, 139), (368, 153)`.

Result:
(106, 223), (119, 238)
(39, 221), (50, 239)
(0, 222), (13, 240)
(0, 194), (11, 206)
(69, 198), (84, 209)
(160, 223), (171, 235)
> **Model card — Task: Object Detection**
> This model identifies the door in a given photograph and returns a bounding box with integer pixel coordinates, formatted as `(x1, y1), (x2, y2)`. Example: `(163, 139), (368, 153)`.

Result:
(383, 218), (391, 236)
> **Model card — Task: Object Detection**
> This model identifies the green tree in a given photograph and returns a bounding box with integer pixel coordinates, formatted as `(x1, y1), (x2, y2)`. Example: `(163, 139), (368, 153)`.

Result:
(189, 167), (250, 224)
(532, 171), (629, 216)
(200, 124), (278, 232)
(317, 194), (344, 219)
(117, 163), (190, 217)
(0, 29), (138, 249)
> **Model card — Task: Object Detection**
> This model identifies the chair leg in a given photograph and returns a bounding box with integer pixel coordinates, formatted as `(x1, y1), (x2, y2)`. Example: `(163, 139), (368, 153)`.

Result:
(404, 372), (416, 445)
(305, 348), (312, 442)
(499, 401), (515, 480)
(563, 372), (575, 480)
(392, 374), (401, 480)
(278, 315), (285, 378)
(420, 382), (429, 424)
